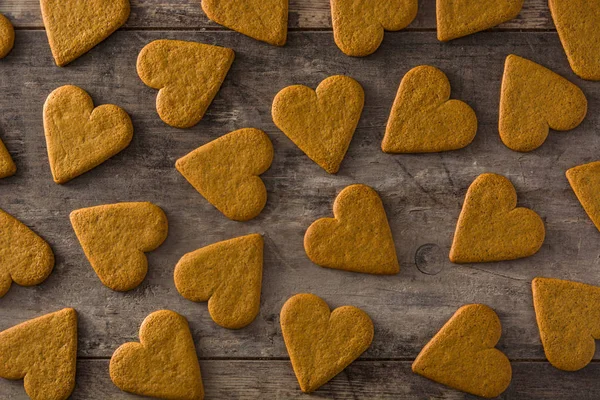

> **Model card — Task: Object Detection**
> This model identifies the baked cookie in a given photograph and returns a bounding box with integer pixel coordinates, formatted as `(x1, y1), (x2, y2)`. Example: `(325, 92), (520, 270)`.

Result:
(0, 13), (15, 59)
(382, 65), (477, 153)
(450, 173), (545, 263)
(0, 209), (54, 298)
(70, 202), (168, 291)
(0, 308), (78, 400)
(280, 293), (373, 393)
(304, 184), (399, 274)
(137, 39), (235, 128)
(202, 0), (288, 46)
(43, 85), (133, 184)
(174, 234), (263, 329)
(567, 161), (600, 231)
(533, 277), (600, 371)
(0, 138), (16, 178)
(412, 304), (512, 398)
(40, 0), (130, 66)
(331, 0), (418, 56)
(499, 54), (587, 152)
(549, 0), (600, 81)
(272, 75), (364, 174)
(175, 128), (273, 221)
(437, 0), (524, 41)
(110, 310), (204, 400)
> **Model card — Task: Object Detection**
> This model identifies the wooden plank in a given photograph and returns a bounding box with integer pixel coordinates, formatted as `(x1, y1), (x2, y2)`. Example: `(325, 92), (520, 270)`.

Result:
(2, 0), (553, 30)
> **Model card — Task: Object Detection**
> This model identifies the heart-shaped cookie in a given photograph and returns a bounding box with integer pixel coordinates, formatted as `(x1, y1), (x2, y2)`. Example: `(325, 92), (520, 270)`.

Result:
(382, 65), (477, 153)
(412, 304), (512, 398)
(280, 293), (374, 393)
(0, 13), (14, 59)
(110, 310), (204, 400)
(40, 0), (130, 66)
(174, 234), (263, 329)
(202, 0), (288, 46)
(137, 39), (235, 129)
(450, 173), (545, 263)
(70, 202), (168, 291)
(331, 0), (418, 56)
(175, 128), (273, 221)
(532, 277), (600, 371)
(43, 85), (133, 184)
(304, 184), (399, 274)
(0, 209), (54, 298)
(567, 161), (600, 231)
(0, 138), (16, 178)
(0, 308), (78, 400)
(272, 75), (364, 174)
(437, 0), (524, 41)
(500, 54), (588, 152)
(549, 0), (600, 81)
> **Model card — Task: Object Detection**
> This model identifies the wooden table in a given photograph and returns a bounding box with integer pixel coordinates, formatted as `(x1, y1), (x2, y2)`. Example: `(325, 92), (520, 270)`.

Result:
(1, 1), (599, 398)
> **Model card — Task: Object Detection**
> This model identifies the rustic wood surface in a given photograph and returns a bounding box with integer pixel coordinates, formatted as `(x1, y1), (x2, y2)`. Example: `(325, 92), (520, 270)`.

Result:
(1, 1), (600, 399)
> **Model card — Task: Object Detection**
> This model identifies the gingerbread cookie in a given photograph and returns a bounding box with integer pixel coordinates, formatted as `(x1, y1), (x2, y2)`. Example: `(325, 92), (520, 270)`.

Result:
(43, 85), (133, 184)
(304, 184), (399, 274)
(272, 75), (364, 174)
(567, 161), (600, 231)
(450, 173), (545, 263)
(437, 0), (524, 41)
(549, 0), (600, 81)
(202, 0), (288, 46)
(174, 234), (263, 329)
(0, 308), (78, 400)
(532, 277), (600, 371)
(331, 0), (418, 56)
(137, 39), (235, 128)
(499, 54), (587, 152)
(70, 202), (168, 291)
(412, 304), (512, 398)
(0, 138), (16, 178)
(280, 293), (373, 393)
(110, 310), (204, 399)
(0, 13), (15, 59)
(40, 0), (130, 66)
(382, 65), (477, 153)
(175, 128), (273, 221)
(0, 209), (54, 298)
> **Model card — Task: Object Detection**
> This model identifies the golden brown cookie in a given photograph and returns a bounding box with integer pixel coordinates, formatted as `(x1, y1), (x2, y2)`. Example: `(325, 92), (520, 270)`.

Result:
(532, 277), (600, 371)
(70, 202), (168, 291)
(137, 39), (235, 128)
(0, 308), (78, 400)
(280, 293), (373, 393)
(331, 0), (418, 57)
(304, 184), (399, 274)
(412, 304), (512, 398)
(382, 65), (477, 153)
(0, 209), (54, 298)
(450, 173), (545, 263)
(549, 0), (600, 81)
(272, 75), (364, 174)
(174, 234), (263, 329)
(110, 310), (204, 400)
(567, 161), (600, 231)
(0, 138), (16, 178)
(0, 13), (15, 59)
(202, 0), (288, 46)
(499, 54), (588, 152)
(40, 0), (130, 66)
(175, 128), (273, 221)
(437, 0), (524, 41)
(43, 85), (133, 184)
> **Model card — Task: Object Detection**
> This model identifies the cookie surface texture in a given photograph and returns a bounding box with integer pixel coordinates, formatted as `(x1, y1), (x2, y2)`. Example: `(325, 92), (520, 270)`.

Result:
(567, 161), (600, 231)
(0, 308), (78, 400)
(280, 293), (374, 393)
(382, 65), (477, 153)
(70, 202), (168, 291)
(412, 304), (512, 398)
(175, 128), (273, 221)
(0, 13), (15, 59)
(110, 310), (204, 400)
(450, 173), (545, 263)
(272, 75), (364, 174)
(137, 39), (235, 128)
(304, 184), (399, 274)
(40, 0), (130, 66)
(0, 138), (16, 178)
(499, 54), (587, 152)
